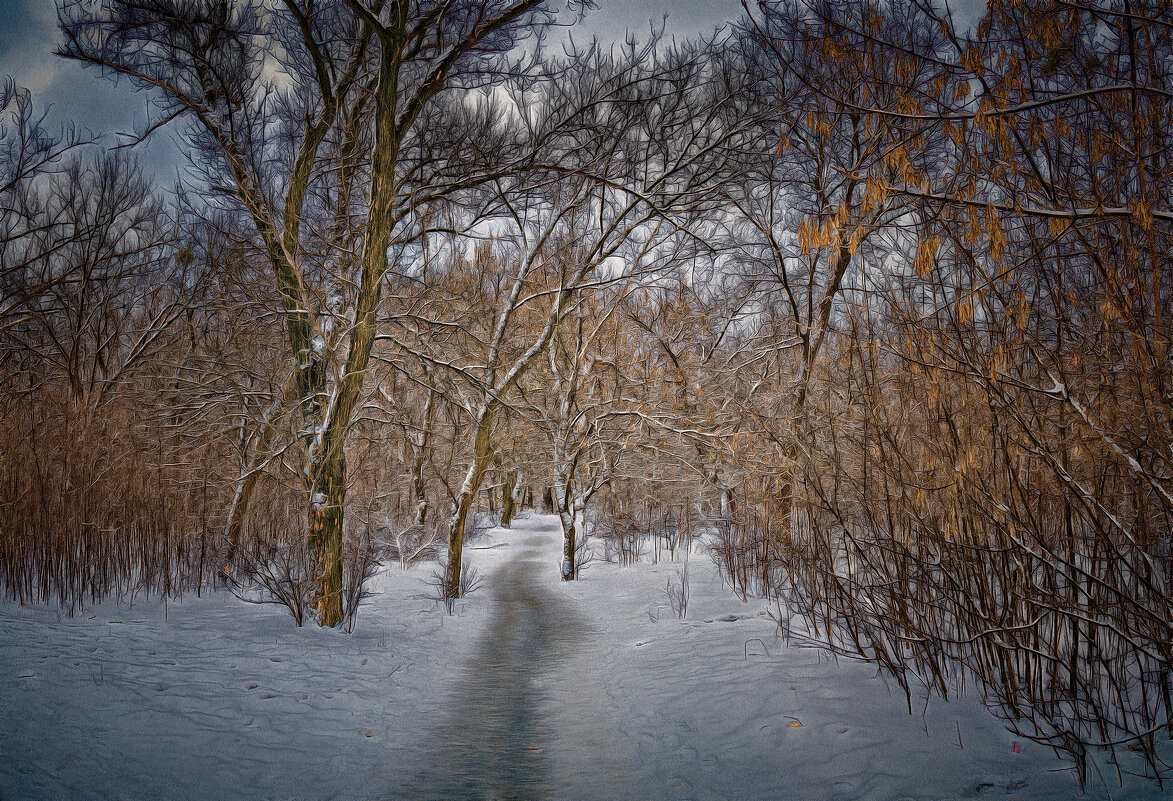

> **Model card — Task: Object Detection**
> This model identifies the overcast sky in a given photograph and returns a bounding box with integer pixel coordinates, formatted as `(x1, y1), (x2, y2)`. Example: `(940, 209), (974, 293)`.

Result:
(1, 0), (986, 171)
(1, 0), (176, 161)
(0, 0), (743, 151)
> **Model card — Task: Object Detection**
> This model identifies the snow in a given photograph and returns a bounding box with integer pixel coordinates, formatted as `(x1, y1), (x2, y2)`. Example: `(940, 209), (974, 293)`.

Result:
(1, 514), (1168, 800)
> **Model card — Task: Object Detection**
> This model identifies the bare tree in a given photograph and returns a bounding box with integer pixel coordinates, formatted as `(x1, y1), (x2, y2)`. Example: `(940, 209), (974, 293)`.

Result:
(58, 0), (584, 625)
(421, 36), (748, 600)
(530, 291), (626, 579)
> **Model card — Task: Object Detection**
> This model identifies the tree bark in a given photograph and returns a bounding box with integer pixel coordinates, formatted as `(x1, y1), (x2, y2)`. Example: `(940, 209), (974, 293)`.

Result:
(411, 448), (429, 530)
(444, 407), (494, 600)
(500, 480), (515, 527)
(308, 447), (347, 627)
(500, 469), (521, 528)
(561, 510), (578, 580)
(553, 441), (579, 580)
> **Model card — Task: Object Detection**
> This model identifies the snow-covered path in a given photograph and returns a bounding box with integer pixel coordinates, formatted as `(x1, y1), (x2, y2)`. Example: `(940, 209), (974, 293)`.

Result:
(399, 522), (588, 800)
(2, 514), (1169, 800)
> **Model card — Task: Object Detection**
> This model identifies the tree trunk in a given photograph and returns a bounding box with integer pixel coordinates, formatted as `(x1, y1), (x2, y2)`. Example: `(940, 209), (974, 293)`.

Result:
(308, 446), (346, 627)
(500, 469), (522, 528)
(444, 409), (494, 600)
(554, 458), (578, 580)
(411, 454), (429, 530)
(444, 485), (474, 602)
(560, 504), (578, 580)
(297, 23), (404, 627)
(501, 478), (515, 527)
(222, 473), (258, 573)
(410, 384), (436, 530)
(408, 404), (430, 531)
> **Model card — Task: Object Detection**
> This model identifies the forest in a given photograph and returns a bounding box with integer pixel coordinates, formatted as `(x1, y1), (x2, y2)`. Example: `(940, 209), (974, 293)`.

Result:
(1, 0), (1171, 791)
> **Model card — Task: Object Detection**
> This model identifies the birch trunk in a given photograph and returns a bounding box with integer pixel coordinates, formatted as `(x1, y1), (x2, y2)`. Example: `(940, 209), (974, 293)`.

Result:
(553, 440), (579, 580)
(559, 500), (578, 580)
(411, 387), (436, 530)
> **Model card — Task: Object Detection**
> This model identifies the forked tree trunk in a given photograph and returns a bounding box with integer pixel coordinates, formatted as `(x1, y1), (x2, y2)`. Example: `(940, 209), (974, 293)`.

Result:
(297, 16), (407, 626)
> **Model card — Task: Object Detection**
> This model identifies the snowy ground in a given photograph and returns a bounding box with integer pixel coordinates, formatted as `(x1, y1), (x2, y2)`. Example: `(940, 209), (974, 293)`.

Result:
(1, 514), (1168, 800)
